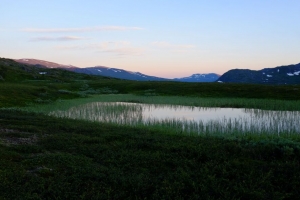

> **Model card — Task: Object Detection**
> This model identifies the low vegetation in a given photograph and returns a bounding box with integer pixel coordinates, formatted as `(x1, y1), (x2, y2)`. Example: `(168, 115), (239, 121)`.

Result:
(1, 110), (300, 199)
(1, 58), (300, 199)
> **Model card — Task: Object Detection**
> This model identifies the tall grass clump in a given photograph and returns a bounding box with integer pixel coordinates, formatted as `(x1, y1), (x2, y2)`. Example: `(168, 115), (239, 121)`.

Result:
(50, 102), (143, 125)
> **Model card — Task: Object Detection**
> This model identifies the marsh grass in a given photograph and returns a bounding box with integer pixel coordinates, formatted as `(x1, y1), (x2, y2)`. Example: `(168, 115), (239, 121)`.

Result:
(21, 94), (300, 139)
(34, 101), (300, 139)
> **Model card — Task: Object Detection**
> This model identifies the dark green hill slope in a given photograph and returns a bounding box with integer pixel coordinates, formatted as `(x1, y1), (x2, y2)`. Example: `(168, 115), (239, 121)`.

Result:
(0, 58), (111, 82)
(0, 58), (115, 107)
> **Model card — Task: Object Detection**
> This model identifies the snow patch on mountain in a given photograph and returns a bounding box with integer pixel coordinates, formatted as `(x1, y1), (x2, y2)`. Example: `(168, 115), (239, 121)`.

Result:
(286, 70), (300, 76)
(174, 73), (220, 82)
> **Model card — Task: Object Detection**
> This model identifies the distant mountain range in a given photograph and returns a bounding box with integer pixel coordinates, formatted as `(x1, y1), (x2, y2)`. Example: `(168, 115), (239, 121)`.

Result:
(14, 59), (220, 82)
(217, 63), (300, 85)
(13, 58), (300, 85)
(173, 73), (220, 82)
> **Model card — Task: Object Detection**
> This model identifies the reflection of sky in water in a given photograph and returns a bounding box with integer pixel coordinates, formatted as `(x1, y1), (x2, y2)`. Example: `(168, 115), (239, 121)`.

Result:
(142, 106), (245, 122)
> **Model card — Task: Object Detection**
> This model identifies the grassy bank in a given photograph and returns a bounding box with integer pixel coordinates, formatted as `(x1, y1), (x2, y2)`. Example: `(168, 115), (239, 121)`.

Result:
(88, 79), (300, 100)
(2, 79), (300, 109)
(23, 94), (300, 112)
(1, 110), (300, 199)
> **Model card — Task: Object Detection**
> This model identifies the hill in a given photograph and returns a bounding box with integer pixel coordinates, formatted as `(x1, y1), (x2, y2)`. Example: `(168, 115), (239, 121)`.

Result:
(70, 66), (169, 81)
(1, 58), (110, 82)
(218, 63), (300, 85)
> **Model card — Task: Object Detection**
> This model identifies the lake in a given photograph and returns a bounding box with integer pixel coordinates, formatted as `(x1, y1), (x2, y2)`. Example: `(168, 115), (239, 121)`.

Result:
(49, 102), (300, 136)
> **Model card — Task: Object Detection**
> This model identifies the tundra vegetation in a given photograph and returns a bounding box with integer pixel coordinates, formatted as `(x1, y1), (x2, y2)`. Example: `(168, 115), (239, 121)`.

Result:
(1, 58), (300, 199)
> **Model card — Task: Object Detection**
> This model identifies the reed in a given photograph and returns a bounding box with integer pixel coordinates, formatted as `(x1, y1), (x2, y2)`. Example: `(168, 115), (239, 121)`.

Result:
(45, 101), (300, 139)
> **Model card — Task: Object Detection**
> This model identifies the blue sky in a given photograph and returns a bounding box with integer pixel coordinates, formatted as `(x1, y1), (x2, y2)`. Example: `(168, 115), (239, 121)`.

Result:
(1, 0), (300, 78)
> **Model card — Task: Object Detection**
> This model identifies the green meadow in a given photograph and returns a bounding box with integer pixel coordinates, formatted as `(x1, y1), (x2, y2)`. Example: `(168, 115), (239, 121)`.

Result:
(1, 58), (300, 199)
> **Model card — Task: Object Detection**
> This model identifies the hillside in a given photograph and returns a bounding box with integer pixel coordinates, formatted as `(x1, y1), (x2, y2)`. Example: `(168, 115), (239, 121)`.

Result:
(218, 63), (300, 85)
(1, 58), (109, 82)
(71, 66), (169, 81)
(0, 58), (114, 107)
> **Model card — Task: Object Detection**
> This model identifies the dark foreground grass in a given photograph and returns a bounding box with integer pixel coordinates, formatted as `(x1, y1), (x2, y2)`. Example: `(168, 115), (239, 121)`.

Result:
(1, 110), (300, 199)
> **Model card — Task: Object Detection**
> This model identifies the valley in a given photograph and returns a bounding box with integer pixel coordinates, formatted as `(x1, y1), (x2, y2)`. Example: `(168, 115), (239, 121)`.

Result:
(1, 57), (300, 199)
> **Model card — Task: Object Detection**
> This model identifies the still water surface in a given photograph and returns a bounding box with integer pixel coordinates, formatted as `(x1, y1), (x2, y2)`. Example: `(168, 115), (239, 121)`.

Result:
(50, 102), (300, 135)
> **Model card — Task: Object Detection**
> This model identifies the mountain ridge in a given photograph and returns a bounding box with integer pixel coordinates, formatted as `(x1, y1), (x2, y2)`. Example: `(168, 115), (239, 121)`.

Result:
(217, 63), (300, 85)
(174, 73), (221, 82)
(15, 58), (220, 82)
(14, 58), (300, 84)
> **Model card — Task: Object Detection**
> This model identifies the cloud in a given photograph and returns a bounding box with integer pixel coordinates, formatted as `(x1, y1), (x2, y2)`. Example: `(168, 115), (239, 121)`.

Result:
(101, 47), (145, 56)
(151, 41), (195, 52)
(56, 41), (145, 56)
(22, 26), (143, 33)
(30, 36), (85, 41)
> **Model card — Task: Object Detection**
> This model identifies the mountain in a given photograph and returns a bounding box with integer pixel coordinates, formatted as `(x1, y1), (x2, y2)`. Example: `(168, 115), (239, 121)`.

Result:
(14, 59), (218, 82)
(174, 73), (220, 82)
(15, 58), (76, 69)
(15, 59), (166, 81)
(70, 66), (169, 81)
(217, 63), (300, 85)
(1, 58), (103, 82)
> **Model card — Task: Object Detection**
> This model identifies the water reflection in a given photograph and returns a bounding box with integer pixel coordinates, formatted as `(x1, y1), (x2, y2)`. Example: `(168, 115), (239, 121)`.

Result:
(49, 102), (300, 135)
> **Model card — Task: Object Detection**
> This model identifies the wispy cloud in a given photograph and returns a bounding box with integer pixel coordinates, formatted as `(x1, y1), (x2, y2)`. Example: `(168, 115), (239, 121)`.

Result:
(56, 41), (145, 56)
(22, 26), (143, 33)
(30, 36), (85, 41)
(101, 47), (145, 56)
(152, 41), (195, 52)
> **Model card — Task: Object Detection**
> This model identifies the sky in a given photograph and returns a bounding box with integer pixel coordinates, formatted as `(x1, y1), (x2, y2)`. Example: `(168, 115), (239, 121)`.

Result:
(1, 0), (300, 78)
